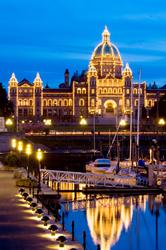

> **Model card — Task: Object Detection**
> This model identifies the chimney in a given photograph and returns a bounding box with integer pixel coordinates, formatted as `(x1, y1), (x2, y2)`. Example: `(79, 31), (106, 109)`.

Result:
(65, 69), (69, 87)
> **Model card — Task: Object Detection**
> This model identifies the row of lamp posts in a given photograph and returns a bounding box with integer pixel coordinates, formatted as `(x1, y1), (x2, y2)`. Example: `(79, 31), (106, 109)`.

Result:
(12, 139), (42, 192)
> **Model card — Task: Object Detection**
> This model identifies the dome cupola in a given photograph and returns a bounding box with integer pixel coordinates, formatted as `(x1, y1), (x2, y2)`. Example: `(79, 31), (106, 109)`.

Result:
(123, 63), (132, 76)
(90, 26), (123, 79)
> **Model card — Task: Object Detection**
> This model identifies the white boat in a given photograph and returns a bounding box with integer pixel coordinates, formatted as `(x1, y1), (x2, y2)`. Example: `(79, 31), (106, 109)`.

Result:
(86, 158), (112, 174)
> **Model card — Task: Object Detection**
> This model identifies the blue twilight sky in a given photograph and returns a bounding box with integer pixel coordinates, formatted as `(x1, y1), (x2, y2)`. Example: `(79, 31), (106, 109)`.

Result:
(1, 0), (166, 91)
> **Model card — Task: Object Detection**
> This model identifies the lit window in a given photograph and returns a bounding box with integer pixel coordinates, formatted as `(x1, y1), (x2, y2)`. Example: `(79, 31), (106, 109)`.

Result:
(79, 99), (84, 106)
(43, 100), (47, 106)
(104, 88), (107, 94)
(126, 99), (130, 107)
(135, 99), (138, 106)
(113, 88), (117, 94)
(133, 88), (137, 95)
(24, 99), (28, 106)
(118, 88), (122, 94)
(18, 100), (22, 106)
(108, 88), (112, 94)
(69, 99), (72, 106)
(29, 109), (33, 116)
(92, 89), (94, 94)
(82, 88), (86, 94)
(77, 88), (81, 94)
(91, 99), (95, 107)
(99, 88), (102, 94)
(64, 100), (68, 106)
(98, 100), (101, 105)
(126, 89), (129, 94)
(48, 100), (52, 106)
(58, 100), (62, 106)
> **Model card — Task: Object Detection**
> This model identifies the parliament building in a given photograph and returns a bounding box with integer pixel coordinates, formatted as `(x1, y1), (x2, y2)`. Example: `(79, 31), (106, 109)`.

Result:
(8, 26), (166, 125)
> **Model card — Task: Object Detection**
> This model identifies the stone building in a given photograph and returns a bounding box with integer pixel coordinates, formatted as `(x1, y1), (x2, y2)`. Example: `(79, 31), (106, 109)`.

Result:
(8, 26), (166, 125)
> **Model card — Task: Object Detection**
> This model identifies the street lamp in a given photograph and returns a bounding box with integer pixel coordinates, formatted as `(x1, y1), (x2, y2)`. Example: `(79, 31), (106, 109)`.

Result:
(37, 148), (42, 193)
(18, 141), (22, 153)
(26, 144), (31, 178)
(12, 139), (16, 151)
(80, 118), (87, 125)
(43, 119), (51, 125)
(18, 141), (23, 168)
(6, 118), (13, 132)
(120, 119), (126, 127)
(6, 118), (12, 125)
(120, 119), (126, 160)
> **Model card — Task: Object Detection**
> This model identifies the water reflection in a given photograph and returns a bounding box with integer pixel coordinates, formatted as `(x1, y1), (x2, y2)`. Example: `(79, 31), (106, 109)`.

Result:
(59, 186), (166, 249)
(86, 196), (147, 250)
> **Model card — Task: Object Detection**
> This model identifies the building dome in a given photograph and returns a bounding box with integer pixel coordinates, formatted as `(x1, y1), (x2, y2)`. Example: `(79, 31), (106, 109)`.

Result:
(90, 26), (123, 79)
(92, 26), (120, 59)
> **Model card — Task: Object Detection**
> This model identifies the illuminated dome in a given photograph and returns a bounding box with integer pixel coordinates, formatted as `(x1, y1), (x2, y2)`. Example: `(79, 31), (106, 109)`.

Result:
(89, 26), (123, 79)
(92, 26), (120, 58)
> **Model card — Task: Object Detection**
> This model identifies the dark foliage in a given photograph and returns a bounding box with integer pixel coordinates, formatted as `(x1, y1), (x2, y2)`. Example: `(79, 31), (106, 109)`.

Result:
(0, 83), (14, 118)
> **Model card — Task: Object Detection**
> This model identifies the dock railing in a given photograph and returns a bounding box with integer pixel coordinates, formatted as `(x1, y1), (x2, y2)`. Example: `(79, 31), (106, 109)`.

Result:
(40, 170), (148, 188)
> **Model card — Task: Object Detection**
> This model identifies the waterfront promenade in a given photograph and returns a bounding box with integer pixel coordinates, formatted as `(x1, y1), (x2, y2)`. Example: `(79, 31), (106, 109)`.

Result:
(0, 171), (83, 250)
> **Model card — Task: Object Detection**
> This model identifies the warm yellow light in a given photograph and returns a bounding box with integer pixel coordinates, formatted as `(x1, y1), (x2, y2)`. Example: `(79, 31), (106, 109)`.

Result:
(22, 120), (25, 124)
(26, 144), (31, 155)
(159, 118), (165, 125)
(6, 119), (12, 125)
(37, 148), (42, 160)
(80, 118), (87, 125)
(12, 139), (16, 148)
(44, 119), (51, 125)
(18, 141), (23, 152)
(120, 119), (126, 126)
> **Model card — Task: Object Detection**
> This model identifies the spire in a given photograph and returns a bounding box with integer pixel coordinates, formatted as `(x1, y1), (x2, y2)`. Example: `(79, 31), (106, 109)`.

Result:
(102, 25), (110, 43)
(123, 63), (132, 76)
(9, 72), (18, 85)
(33, 72), (43, 85)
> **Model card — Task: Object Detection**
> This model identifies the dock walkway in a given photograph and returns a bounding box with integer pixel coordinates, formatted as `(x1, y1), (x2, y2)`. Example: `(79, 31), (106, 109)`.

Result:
(0, 170), (83, 250)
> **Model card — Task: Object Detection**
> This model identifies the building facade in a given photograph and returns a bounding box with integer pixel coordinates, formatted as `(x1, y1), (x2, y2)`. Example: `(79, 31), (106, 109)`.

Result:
(8, 26), (166, 125)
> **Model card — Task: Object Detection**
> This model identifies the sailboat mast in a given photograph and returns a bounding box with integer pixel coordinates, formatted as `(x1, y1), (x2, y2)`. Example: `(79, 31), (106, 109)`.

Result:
(129, 77), (133, 164)
(137, 69), (141, 148)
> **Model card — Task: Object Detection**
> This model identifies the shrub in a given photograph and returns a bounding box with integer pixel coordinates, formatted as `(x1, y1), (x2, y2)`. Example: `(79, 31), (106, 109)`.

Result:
(5, 152), (20, 167)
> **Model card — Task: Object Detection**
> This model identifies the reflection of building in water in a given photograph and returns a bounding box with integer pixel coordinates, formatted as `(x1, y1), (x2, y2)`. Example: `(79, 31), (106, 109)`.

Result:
(86, 196), (147, 250)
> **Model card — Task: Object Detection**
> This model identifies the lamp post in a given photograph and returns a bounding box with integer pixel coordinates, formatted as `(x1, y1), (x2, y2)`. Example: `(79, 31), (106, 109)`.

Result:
(6, 118), (13, 132)
(12, 139), (16, 152)
(120, 119), (126, 160)
(37, 148), (42, 193)
(80, 118), (87, 125)
(26, 144), (31, 178)
(18, 141), (22, 168)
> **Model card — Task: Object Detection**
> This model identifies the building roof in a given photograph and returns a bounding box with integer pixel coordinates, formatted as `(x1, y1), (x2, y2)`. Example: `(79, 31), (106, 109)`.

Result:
(18, 78), (33, 86)
(43, 88), (72, 93)
(160, 84), (166, 90)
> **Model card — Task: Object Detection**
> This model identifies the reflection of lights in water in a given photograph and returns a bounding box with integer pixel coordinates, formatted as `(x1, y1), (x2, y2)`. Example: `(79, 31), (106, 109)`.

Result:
(86, 195), (148, 250)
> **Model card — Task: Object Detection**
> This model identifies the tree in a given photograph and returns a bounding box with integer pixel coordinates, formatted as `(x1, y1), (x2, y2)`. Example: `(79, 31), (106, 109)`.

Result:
(150, 92), (166, 123)
(0, 83), (14, 118)
(142, 106), (147, 118)
(5, 152), (20, 167)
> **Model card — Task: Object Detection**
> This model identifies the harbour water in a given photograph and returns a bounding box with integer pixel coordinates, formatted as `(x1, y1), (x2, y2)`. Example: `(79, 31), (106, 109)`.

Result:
(58, 184), (166, 250)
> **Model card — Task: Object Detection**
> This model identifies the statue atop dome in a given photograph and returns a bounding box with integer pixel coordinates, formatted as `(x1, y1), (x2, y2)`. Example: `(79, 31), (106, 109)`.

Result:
(102, 25), (110, 43)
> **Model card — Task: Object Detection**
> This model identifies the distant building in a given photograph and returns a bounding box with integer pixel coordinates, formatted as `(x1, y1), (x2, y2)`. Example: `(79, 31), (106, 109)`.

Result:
(8, 26), (166, 125)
